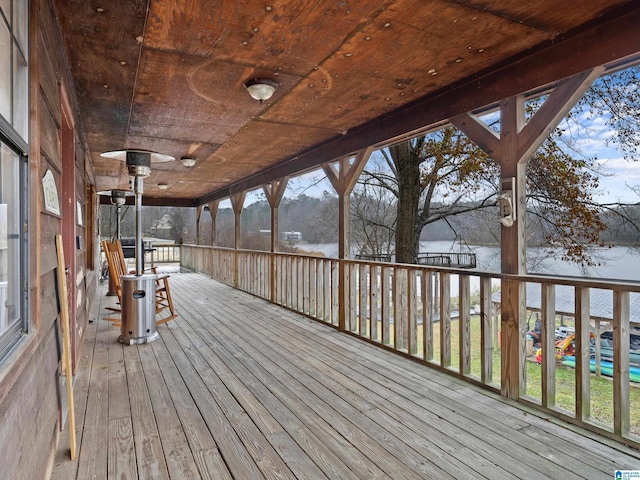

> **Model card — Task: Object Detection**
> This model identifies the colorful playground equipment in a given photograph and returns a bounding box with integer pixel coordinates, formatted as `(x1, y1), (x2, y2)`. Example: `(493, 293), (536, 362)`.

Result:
(534, 331), (582, 364)
(534, 329), (640, 383)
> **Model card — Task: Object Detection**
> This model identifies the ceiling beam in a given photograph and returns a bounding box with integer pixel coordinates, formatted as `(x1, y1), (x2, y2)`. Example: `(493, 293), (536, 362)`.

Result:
(198, 3), (640, 206)
(98, 196), (197, 207)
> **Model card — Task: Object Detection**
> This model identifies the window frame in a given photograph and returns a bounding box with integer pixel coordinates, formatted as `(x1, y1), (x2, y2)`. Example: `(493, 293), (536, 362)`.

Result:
(0, 0), (29, 146)
(0, 0), (29, 361)
(0, 137), (29, 361)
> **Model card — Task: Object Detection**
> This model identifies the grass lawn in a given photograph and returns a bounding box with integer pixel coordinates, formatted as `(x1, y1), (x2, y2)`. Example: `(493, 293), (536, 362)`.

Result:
(372, 316), (640, 435)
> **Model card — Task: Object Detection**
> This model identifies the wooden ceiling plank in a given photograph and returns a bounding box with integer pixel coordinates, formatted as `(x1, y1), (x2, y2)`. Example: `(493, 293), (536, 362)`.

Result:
(197, 3), (640, 205)
(54, 0), (640, 203)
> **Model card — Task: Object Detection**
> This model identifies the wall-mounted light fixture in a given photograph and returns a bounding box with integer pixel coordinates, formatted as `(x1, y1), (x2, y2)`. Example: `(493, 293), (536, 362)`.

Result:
(497, 177), (516, 228)
(157, 183), (169, 190)
(181, 156), (196, 167)
(244, 78), (278, 104)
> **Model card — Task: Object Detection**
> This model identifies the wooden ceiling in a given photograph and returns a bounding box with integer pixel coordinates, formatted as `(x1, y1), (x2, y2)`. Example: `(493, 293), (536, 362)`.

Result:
(53, 0), (640, 206)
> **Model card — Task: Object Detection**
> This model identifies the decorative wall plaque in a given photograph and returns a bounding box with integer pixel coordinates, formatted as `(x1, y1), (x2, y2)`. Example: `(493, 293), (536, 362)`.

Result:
(42, 169), (60, 215)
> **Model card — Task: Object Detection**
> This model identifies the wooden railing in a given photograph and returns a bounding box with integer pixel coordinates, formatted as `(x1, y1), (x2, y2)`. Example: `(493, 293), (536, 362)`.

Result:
(417, 252), (477, 268)
(180, 244), (640, 447)
(146, 243), (181, 267)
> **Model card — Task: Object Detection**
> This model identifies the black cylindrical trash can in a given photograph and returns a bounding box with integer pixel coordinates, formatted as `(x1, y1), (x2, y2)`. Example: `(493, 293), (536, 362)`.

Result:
(119, 274), (158, 345)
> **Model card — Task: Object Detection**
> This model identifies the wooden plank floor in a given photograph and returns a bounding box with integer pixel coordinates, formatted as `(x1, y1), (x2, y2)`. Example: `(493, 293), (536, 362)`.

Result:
(51, 271), (640, 479)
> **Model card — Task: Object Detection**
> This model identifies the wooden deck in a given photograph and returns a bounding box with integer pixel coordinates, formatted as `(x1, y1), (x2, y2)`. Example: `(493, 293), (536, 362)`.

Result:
(51, 271), (640, 479)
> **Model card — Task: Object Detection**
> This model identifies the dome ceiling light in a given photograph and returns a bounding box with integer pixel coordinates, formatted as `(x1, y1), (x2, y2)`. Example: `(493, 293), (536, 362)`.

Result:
(244, 78), (278, 104)
(181, 156), (196, 167)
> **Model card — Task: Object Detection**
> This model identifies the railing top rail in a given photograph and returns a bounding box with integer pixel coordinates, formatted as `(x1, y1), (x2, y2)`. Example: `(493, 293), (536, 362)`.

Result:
(503, 273), (640, 293)
(181, 244), (640, 292)
(417, 251), (474, 256)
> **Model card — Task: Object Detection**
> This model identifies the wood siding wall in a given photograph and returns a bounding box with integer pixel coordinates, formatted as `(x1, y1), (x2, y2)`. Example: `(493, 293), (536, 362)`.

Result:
(0, 0), (97, 478)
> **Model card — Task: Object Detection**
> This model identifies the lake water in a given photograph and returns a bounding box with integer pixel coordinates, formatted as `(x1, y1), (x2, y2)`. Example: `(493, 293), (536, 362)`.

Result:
(298, 241), (640, 283)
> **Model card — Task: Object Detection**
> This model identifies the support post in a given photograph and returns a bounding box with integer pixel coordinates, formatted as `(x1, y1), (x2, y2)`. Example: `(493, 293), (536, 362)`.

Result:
(264, 177), (289, 302)
(207, 200), (219, 279)
(196, 205), (203, 245)
(323, 147), (372, 331)
(230, 192), (246, 289)
(451, 68), (601, 399)
(208, 200), (219, 247)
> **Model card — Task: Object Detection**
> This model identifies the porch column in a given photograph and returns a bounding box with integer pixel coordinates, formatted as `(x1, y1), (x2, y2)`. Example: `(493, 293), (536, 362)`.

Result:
(196, 205), (203, 245)
(207, 200), (219, 279)
(230, 192), (246, 289)
(323, 147), (372, 331)
(451, 67), (602, 398)
(207, 200), (219, 246)
(263, 177), (289, 302)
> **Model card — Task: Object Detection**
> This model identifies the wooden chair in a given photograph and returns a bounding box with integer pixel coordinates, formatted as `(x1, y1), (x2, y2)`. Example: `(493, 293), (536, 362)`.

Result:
(101, 239), (178, 325)
(101, 239), (126, 319)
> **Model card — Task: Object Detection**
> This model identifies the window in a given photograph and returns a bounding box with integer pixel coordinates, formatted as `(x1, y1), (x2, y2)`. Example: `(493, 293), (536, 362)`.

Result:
(1, 0), (29, 141)
(0, 141), (26, 359)
(0, 0), (28, 360)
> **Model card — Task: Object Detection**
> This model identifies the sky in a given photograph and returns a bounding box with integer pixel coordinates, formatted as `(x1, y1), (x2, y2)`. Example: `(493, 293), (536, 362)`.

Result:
(565, 108), (640, 204)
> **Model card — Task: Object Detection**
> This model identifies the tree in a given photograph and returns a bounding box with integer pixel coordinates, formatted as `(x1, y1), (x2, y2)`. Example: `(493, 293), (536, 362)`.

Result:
(359, 65), (640, 265)
(350, 164), (396, 256)
(369, 127), (500, 263)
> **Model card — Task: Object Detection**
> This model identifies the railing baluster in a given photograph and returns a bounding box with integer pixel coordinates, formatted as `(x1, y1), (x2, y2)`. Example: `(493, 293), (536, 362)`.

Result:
(480, 276), (492, 384)
(613, 290), (630, 437)
(349, 263), (357, 332)
(302, 257), (309, 314)
(331, 260), (339, 326)
(244, 252), (249, 291)
(459, 274), (471, 375)
(575, 286), (591, 421)
(370, 264), (379, 342)
(322, 260), (329, 322)
(298, 256), (303, 309)
(359, 263), (368, 337)
(408, 269), (418, 356)
(310, 258), (317, 317)
(282, 255), (287, 306)
(382, 266), (391, 346)
(423, 271), (433, 362)
(286, 256), (292, 306)
(440, 272), (451, 368)
(541, 283), (556, 408)
(256, 253), (261, 295)
(395, 268), (408, 352)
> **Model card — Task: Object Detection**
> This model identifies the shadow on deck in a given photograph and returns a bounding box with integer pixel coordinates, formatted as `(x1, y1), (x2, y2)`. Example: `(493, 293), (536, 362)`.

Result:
(51, 272), (640, 479)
